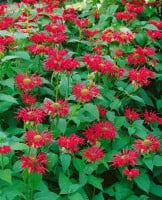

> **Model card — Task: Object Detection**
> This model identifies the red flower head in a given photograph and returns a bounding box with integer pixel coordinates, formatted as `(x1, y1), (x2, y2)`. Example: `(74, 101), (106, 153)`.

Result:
(15, 73), (42, 92)
(43, 99), (69, 117)
(147, 30), (162, 40)
(22, 93), (36, 105)
(111, 150), (139, 167)
(113, 31), (134, 44)
(72, 83), (100, 103)
(45, 23), (66, 33)
(0, 145), (11, 154)
(21, 0), (36, 3)
(93, 121), (116, 140)
(143, 110), (159, 123)
(115, 11), (137, 21)
(97, 105), (106, 117)
(21, 153), (48, 174)
(0, 4), (7, 16)
(0, 17), (14, 30)
(83, 29), (99, 37)
(123, 168), (139, 180)
(62, 8), (77, 21)
(134, 135), (160, 153)
(30, 32), (49, 43)
(16, 107), (46, 124)
(83, 146), (104, 163)
(83, 121), (116, 145)
(58, 134), (84, 153)
(124, 107), (139, 121)
(101, 28), (114, 43)
(26, 44), (51, 54)
(74, 18), (89, 29)
(128, 67), (154, 87)
(25, 130), (53, 148)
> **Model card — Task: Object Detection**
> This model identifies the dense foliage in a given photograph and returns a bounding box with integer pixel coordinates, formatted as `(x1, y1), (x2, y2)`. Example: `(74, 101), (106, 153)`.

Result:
(0, 0), (162, 199)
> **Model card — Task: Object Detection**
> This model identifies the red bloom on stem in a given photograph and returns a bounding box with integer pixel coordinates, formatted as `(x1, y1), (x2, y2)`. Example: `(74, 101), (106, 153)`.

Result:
(21, 153), (48, 174)
(147, 30), (162, 40)
(0, 4), (7, 16)
(113, 31), (134, 44)
(0, 145), (11, 154)
(143, 110), (159, 123)
(26, 44), (51, 54)
(21, 0), (36, 3)
(124, 107), (139, 121)
(94, 121), (116, 140)
(128, 67), (154, 87)
(58, 134), (84, 153)
(101, 28), (114, 43)
(123, 168), (139, 180)
(30, 32), (49, 43)
(83, 29), (99, 37)
(111, 150), (139, 167)
(15, 73), (42, 92)
(83, 121), (116, 144)
(0, 17), (14, 30)
(149, 20), (162, 29)
(45, 24), (66, 33)
(83, 146), (104, 163)
(115, 11), (137, 21)
(74, 18), (89, 29)
(25, 130), (53, 148)
(134, 135), (160, 153)
(17, 107), (46, 124)
(97, 105), (106, 117)
(62, 8), (77, 21)
(22, 93), (36, 105)
(43, 99), (69, 117)
(72, 83), (99, 103)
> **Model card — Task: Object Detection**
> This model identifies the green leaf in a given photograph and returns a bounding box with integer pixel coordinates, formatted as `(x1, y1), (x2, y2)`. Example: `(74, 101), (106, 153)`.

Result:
(143, 156), (153, 171)
(0, 102), (13, 113)
(47, 153), (58, 170)
(114, 116), (126, 130)
(59, 172), (71, 194)
(1, 55), (19, 62)
(83, 103), (99, 120)
(93, 192), (104, 200)
(0, 78), (14, 90)
(110, 99), (121, 111)
(135, 33), (148, 46)
(106, 111), (115, 122)
(68, 192), (84, 200)
(134, 173), (150, 193)
(0, 169), (12, 184)
(13, 51), (30, 60)
(73, 158), (86, 172)
(34, 191), (59, 200)
(150, 181), (162, 197)
(88, 175), (103, 190)
(60, 154), (71, 172)
(29, 173), (42, 189)
(130, 95), (145, 105)
(57, 118), (67, 134)
(0, 94), (18, 104)
(153, 155), (162, 167)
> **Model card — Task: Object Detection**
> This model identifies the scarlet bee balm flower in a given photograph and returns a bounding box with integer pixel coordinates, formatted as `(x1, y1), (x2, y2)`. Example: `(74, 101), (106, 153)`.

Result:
(123, 168), (139, 180)
(134, 135), (160, 153)
(0, 145), (11, 154)
(83, 146), (104, 163)
(21, 153), (48, 174)
(72, 83), (99, 103)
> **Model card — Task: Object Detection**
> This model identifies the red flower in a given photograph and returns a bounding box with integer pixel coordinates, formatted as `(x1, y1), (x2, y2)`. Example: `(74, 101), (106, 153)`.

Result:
(0, 17), (14, 30)
(72, 83), (99, 103)
(21, 0), (36, 3)
(149, 20), (162, 29)
(147, 30), (162, 40)
(26, 44), (51, 54)
(126, 3), (144, 13)
(15, 73), (42, 92)
(83, 121), (116, 144)
(45, 24), (66, 33)
(111, 150), (139, 167)
(0, 4), (7, 16)
(17, 107), (46, 124)
(44, 49), (80, 72)
(113, 31), (134, 44)
(128, 67), (154, 87)
(101, 28), (114, 43)
(74, 18), (89, 29)
(22, 93), (36, 105)
(25, 130), (53, 148)
(62, 8), (77, 21)
(58, 134), (84, 153)
(97, 105), (106, 117)
(94, 121), (116, 140)
(83, 146), (104, 163)
(134, 135), (160, 153)
(124, 107), (139, 121)
(30, 32), (49, 43)
(143, 110), (159, 123)
(115, 11), (137, 21)
(43, 99), (69, 117)
(21, 153), (48, 174)
(83, 29), (99, 37)
(123, 168), (139, 180)
(0, 145), (11, 154)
